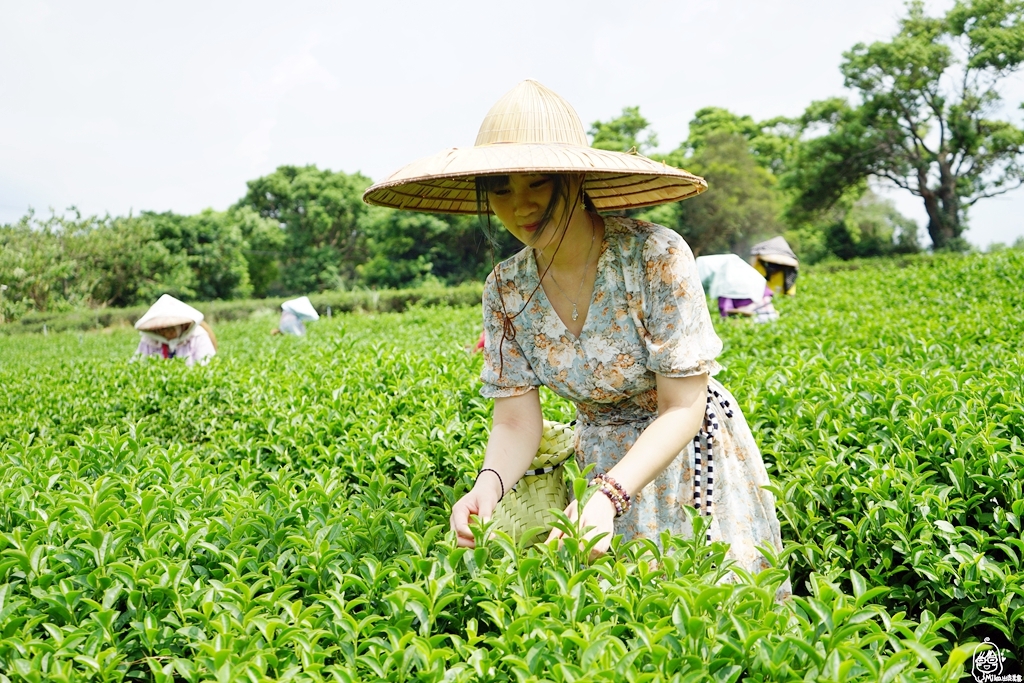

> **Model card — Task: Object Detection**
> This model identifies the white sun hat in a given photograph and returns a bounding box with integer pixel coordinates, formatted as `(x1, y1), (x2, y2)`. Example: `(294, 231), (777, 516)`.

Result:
(281, 296), (320, 322)
(363, 80), (707, 214)
(696, 254), (769, 301)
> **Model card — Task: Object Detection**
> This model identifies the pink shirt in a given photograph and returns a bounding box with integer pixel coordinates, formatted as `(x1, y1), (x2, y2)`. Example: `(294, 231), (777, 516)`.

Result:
(134, 326), (216, 366)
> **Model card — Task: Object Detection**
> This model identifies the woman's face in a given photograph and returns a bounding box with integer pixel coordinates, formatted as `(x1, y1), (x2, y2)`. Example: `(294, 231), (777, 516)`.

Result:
(486, 174), (559, 247)
(153, 324), (183, 340)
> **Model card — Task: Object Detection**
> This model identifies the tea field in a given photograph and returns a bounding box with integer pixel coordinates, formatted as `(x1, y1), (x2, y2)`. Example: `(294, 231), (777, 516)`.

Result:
(0, 250), (1022, 682)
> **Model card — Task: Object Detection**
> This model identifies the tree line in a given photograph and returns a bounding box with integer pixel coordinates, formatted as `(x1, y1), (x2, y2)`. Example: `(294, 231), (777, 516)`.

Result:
(0, 172), (513, 322)
(3, 0), (1024, 322)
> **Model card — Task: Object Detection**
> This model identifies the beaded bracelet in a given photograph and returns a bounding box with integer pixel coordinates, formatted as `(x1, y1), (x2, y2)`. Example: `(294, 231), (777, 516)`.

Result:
(595, 473), (631, 507)
(590, 473), (632, 518)
(595, 483), (625, 517)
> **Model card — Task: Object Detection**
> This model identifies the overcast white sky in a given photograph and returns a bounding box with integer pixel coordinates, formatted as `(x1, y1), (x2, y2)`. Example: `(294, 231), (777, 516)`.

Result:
(3, 0), (1024, 248)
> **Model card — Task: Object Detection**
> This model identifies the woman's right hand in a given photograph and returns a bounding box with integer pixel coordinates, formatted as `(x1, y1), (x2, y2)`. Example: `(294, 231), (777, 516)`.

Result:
(452, 391), (543, 547)
(450, 476), (503, 548)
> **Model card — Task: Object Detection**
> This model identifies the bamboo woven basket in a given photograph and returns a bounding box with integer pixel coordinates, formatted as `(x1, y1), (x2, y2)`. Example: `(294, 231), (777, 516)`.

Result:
(490, 421), (576, 546)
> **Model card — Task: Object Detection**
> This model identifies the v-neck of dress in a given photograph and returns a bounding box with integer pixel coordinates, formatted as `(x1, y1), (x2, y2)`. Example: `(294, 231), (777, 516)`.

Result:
(531, 236), (610, 342)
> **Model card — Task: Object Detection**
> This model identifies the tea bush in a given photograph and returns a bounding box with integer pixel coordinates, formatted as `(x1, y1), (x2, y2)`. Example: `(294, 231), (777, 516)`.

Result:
(718, 251), (1024, 658)
(0, 251), (1021, 681)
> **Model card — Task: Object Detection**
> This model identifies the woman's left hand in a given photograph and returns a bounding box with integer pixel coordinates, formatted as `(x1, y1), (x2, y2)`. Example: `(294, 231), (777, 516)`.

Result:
(546, 490), (617, 559)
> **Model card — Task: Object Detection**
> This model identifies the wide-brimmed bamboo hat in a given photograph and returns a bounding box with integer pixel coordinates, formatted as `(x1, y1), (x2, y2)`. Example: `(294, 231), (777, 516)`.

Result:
(362, 80), (707, 214)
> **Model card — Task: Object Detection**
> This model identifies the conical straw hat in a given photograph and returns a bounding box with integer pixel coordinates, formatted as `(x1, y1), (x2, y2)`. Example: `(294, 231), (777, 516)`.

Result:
(134, 294), (204, 331)
(474, 79), (590, 146)
(363, 80), (707, 214)
(750, 236), (799, 267)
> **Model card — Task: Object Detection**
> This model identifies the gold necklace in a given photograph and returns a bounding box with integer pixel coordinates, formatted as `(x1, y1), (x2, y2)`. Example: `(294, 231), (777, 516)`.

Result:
(544, 215), (596, 322)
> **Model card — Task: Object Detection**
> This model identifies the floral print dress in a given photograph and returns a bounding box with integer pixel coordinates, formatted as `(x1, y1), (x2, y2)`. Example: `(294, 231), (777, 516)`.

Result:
(481, 217), (787, 581)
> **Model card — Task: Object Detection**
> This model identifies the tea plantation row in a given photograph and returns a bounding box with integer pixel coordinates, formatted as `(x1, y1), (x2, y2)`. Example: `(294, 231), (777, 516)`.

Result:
(0, 251), (1021, 682)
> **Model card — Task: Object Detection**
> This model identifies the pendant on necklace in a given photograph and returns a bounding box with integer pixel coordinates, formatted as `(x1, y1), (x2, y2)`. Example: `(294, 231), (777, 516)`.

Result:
(571, 304), (579, 321)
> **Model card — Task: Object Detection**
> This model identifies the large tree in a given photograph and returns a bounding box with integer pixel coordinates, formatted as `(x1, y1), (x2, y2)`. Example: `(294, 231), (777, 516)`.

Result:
(589, 106), (659, 154)
(791, 0), (1024, 249)
(77, 214), (195, 307)
(356, 208), (450, 289)
(229, 206), (286, 298)
(583, 107), (790, 256)
(681, 107), (798, 176)
(236, 165), (372, 293)
(641, 131), (785, 256)
(143, 210), (253, 301)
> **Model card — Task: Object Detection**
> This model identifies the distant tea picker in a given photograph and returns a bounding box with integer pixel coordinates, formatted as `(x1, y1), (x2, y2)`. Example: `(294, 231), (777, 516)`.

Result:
(750, 236), (798, 297)
(696, 254), (779, 323)
(133, 294), (217, 366)
(273, 296), (320, 336)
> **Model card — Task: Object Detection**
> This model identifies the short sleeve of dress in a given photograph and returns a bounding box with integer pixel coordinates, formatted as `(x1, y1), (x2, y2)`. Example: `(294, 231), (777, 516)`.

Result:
(640, 227), (723, 377)
(479, 271), (541, 399)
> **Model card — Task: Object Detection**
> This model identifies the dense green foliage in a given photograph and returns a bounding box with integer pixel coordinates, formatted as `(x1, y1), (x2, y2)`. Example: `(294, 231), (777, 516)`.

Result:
(720, 251), (1024, 658)
(823, 191), (921, 260)
(0, 169), (513, 323)
(589, 107), (660, 155)
(639, 130), (785, 257)
(233, 166), (373, 293)
(620, 104), (930, 265)
(0, 251), (1021, 681)
(0, 208), (281, 321)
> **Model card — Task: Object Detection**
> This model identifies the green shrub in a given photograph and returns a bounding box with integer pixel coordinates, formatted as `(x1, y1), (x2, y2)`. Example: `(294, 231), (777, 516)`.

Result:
(718, 250), (1024, 654)
(2, 251), (1021, 680)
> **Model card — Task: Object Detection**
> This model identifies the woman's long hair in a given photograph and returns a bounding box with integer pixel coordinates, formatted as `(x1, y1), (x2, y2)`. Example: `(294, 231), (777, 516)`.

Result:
(474, 173), (594, 376)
